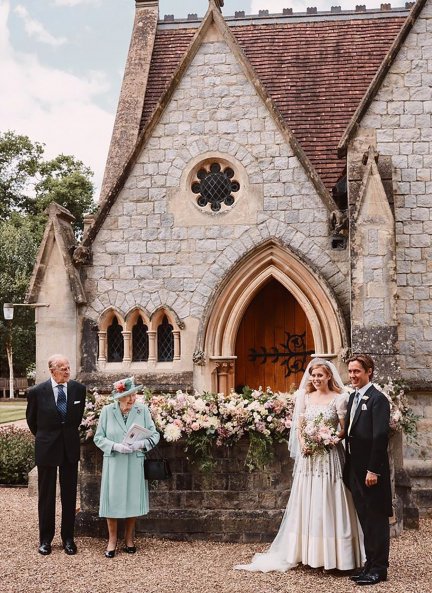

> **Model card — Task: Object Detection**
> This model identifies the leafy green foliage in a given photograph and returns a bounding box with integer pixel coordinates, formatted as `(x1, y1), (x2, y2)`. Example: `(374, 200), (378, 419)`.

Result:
(0, 131), (44, 219)
(0, 130), (96, 377)
(0, 426), (35, 484)
(0, 131), (95, 239)
(244, 431), (274, 472)
(0, 218), (39, 376)
(185, 432), (217, 473)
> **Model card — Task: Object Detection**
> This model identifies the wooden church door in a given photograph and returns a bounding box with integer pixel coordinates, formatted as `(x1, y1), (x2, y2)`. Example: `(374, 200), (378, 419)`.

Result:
(234, 279), (314, 392)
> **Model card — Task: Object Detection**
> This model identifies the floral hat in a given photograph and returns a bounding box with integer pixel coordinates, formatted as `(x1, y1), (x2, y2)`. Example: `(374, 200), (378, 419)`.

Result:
(112, 377), (143, 400)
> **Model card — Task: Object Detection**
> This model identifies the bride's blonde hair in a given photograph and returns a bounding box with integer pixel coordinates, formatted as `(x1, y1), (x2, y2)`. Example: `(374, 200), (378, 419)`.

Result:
(305, 361), (342, 394)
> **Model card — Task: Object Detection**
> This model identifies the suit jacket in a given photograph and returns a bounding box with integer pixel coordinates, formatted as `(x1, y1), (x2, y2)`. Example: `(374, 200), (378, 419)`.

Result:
(343, 384), (392, 516)
(26, 379), (86, 466)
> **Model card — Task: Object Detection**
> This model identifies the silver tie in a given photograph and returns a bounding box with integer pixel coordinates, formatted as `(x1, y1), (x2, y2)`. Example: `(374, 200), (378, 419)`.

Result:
(348, 390), (360, 435)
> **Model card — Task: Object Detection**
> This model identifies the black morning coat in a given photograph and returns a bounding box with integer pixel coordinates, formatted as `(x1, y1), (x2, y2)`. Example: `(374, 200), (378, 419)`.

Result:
(26, 379), (86, 466)
(343, 384), (393, 517)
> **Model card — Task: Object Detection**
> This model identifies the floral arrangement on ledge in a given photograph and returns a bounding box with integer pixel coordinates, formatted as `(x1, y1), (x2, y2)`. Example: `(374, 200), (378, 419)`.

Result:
(145, 387), (295, 471)
(79, 378), (417, 471)
(376, 378), (418, 442)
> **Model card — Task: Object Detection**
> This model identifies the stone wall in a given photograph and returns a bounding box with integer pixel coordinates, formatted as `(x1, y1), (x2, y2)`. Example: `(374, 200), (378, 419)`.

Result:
(77, 439), (293, 542)
(83, 32), (350, 387)
(358, 3), (432, 388)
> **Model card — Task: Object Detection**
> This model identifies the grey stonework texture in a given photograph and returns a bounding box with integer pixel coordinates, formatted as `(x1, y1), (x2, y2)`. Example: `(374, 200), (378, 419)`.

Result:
(360, 7), (432, 387)
(84, 40), (349, 328)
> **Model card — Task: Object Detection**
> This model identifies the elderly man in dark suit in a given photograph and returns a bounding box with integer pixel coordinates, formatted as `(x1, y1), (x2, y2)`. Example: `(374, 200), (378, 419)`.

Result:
(26, 354), (86, 556)
(344, 354), (392, 586)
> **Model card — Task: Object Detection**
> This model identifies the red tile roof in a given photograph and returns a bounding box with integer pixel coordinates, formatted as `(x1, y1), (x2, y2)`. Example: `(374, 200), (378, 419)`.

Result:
(140, 14), (406, 192)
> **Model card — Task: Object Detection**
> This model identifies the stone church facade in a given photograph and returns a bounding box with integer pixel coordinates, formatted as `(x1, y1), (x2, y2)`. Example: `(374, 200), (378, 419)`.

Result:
(28, 0), (432, 511)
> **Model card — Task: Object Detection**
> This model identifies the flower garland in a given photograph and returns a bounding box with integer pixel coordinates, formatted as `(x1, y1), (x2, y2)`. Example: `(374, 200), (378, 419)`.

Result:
(79, 379), (417, 470)
(145, 387), (295, 471)
(374, 378), (418, 442)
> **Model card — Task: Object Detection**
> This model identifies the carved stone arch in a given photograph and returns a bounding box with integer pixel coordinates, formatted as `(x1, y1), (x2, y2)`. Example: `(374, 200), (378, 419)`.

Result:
(150, 306), (183, 331)
(198, 241), (348, 393)
(98, 307), (124, 331)
(125, 306), (151, 330)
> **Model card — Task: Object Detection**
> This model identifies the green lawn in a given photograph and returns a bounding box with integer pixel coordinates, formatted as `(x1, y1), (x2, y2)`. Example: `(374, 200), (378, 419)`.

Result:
(0, 401), (27, 424)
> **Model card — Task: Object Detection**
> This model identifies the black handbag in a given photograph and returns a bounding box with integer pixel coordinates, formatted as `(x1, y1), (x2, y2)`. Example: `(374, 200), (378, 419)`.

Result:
(144, 440), (172, 480)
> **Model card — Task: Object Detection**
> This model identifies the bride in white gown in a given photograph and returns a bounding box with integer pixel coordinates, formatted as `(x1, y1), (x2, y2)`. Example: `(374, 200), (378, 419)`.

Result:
(235, 358), (364, 572)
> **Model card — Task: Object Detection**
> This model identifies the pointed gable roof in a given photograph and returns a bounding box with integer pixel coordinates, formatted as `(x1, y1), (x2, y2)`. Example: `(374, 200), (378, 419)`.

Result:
(140, 7), (408, 193)
(83, 1), (342, 248)
(338, 0), (428, 156)
(27, 203), (86, 305)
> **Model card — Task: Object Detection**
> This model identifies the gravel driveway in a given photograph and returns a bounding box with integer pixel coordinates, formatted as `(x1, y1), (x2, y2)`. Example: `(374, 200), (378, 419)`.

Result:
(1, 488), (429, 593)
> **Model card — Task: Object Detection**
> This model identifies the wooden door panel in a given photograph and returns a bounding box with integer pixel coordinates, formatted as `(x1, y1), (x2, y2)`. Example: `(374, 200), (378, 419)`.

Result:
(235, 279), (314, 392)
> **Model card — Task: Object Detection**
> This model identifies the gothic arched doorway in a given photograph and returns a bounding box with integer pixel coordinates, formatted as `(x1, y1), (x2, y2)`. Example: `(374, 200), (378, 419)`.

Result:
(197, 241), (347, 395)
(235, 279), (314, 392)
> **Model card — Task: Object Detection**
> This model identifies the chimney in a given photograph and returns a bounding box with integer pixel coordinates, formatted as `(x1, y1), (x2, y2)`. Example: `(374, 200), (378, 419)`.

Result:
(99, 1), (159, 201)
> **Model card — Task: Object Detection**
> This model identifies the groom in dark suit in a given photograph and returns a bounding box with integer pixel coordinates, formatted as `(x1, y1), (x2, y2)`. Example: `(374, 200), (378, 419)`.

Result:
(26, 354), (86, 555)
(344, 354), (392, 586)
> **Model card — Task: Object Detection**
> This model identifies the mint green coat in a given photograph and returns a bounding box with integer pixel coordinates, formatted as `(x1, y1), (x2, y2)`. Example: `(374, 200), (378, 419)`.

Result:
(94, 402), (160, 518)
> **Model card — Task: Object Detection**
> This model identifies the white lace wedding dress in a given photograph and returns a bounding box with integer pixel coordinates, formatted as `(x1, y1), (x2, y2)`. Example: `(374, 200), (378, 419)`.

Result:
(235, 394), (364, 572)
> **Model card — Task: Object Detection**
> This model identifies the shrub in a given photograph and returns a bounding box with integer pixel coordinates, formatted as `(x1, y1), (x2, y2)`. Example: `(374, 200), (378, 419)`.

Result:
(0, 425), (35, 484)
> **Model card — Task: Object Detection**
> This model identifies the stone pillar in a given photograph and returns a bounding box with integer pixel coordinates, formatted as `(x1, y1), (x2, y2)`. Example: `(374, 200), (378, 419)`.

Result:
(122, 331), (132, 364)
(348, 141), (398, 378)
(97, 331), (107, 364)
(173, 330), (181, 360)
(148, 330), (157, 363)
(211, 358), (236, 394)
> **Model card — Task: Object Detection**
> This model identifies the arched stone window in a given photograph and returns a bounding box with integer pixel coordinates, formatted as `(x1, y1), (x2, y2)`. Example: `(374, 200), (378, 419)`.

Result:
(107, 317), (124, 362)
(132, 317), (149, 362)
(157, 315), (174, 362)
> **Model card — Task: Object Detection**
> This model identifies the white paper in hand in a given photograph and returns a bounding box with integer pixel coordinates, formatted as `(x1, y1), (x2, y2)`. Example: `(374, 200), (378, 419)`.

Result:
(123, 423), (153, 445)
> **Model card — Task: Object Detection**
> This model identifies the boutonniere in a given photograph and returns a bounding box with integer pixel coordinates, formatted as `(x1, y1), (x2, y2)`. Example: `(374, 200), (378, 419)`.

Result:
(362, 396), (369, 401)
(135, 407), (142, 415)
(361, 403), (368, 411)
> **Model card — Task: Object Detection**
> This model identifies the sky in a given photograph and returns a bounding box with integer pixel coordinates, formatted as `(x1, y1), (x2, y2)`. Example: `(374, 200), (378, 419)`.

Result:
(2, 0), (386, 198)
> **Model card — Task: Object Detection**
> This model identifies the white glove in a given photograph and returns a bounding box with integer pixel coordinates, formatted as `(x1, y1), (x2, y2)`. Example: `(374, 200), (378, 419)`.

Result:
(112, 443), (133, 454)
(129, 440), (146, 451)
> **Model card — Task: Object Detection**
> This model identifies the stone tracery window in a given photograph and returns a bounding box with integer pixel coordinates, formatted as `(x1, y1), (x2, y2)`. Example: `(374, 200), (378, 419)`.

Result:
(132, 317), (149, 362)
(98, 308), (181, 367)
(191, 162), (240, 212)
(107, 317), (124, 362)
(157, 315), (174, 362)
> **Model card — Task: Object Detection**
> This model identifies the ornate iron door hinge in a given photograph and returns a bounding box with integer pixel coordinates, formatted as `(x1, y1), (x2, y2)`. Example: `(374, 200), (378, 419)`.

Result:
(248, 332), (313, 377)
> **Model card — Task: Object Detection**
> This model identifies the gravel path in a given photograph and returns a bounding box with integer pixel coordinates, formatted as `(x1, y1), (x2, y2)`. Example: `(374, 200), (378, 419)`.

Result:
(1, 488), (430, 593)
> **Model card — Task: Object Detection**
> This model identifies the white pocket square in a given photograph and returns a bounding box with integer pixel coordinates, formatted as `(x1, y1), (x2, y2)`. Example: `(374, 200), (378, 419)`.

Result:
(361, 403), (367, 411)
(74, 400), (81, 404)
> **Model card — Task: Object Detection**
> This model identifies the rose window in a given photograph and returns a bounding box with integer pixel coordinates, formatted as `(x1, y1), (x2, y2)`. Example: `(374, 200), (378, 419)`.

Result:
(191, 163), (240, 212)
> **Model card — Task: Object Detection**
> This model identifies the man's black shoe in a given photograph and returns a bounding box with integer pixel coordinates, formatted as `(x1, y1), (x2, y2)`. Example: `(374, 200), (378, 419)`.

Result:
(63, 539), (77, 555)
(38, 542), (52, 555)
(356, 572), (387, 586)
(349, 564), (370, 582)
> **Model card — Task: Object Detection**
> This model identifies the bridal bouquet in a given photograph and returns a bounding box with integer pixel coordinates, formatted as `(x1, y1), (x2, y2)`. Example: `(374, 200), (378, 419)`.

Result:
(300, 412), (339, 457)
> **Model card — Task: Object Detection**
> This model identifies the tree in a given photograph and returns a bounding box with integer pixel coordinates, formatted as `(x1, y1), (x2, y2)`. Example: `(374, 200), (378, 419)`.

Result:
(0, 131), (96, 379)
(0, 131), (95, 240)
(0, 131), (44, 219)
(0, 218), (39, 378)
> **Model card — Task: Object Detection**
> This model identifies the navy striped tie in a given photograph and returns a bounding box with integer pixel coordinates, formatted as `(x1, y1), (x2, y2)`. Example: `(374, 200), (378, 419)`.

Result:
(57, 384), (67, 422)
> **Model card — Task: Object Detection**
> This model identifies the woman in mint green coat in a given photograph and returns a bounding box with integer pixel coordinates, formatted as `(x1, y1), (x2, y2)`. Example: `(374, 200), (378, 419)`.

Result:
(94, 377), (160, 558)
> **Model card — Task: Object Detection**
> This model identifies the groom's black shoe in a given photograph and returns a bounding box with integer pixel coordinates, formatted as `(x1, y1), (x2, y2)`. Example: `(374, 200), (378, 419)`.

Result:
(349, 565), (370, 582)
(356, 571), (387, 586)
